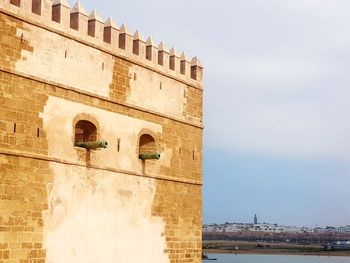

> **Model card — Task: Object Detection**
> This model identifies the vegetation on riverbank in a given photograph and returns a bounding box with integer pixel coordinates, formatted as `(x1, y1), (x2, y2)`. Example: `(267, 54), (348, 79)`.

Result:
(203, 240), (350, 257)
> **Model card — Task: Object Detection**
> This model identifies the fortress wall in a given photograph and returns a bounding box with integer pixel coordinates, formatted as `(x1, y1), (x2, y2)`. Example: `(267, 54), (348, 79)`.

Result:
(44, 163), (169, 263)
(127, 65), (186, 120)
(0, 0), (203, 123)
(0, 154), (48, 262)
(0, 11), (203, 182)
(0, 150), (201, 263)
(0, 1), (203, 262)
(15, 23), (115, 97)
(0, 58), (202, 263)
(10, 11), (198, 122)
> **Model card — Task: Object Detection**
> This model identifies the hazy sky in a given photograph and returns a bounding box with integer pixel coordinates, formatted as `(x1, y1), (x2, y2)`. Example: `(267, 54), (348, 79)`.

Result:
(73, 0), (350, 227)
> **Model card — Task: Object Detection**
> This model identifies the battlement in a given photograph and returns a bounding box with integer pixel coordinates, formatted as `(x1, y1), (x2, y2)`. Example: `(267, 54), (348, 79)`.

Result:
(0, 0), (203, 85)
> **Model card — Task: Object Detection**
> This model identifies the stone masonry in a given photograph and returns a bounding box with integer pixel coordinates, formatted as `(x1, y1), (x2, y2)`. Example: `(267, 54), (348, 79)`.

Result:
(0, 0), (203, 262)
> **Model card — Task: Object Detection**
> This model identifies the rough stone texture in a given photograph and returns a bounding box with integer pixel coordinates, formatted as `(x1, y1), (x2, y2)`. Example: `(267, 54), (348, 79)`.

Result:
(0, 3), (203, 262)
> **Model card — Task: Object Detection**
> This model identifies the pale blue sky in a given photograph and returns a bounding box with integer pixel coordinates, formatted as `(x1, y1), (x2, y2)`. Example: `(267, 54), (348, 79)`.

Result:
(73, 0), (350, 227)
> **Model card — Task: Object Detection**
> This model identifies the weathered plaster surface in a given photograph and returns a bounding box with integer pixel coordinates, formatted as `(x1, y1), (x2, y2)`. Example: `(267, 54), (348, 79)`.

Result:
(15, 25), (114, 97)
(40, 96), (173, 174)
(44, 163), (168, 263)
(40, 96), (170, 263)
(128, 65), (186, 119)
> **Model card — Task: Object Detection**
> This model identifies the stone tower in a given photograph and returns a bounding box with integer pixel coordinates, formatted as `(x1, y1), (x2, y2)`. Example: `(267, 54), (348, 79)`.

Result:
(0, 0), (203, 262)
(254, 214), (258, 224)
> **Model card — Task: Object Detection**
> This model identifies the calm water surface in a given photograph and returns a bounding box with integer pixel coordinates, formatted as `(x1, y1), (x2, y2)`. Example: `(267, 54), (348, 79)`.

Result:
(203, 254), (350, 263)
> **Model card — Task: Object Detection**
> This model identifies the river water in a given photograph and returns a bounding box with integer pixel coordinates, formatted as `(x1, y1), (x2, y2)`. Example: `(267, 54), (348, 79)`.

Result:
(203, 254), (350, 263)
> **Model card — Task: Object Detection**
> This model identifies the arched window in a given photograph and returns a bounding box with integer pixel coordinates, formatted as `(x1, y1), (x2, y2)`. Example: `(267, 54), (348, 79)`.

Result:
(138, 133), (160, 160)
(10, 0), (20, 7)
(32, 0), (41, 15)
(74, 120), (97, 143)
(139, 134), (156, 154)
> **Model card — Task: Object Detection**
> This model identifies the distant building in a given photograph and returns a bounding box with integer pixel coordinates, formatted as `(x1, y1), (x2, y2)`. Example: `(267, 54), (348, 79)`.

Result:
(254, 214), (258, 224)
(202, 225), (215, 232)
(203, 221), (350, 236)
(225, 225), (242, 233)
(299, 227), (314, 233)
(250, 223), (286, 234)
(284, 226), (301, 233)
(314, 227), (327, 233)
(336, 226), (350, 233)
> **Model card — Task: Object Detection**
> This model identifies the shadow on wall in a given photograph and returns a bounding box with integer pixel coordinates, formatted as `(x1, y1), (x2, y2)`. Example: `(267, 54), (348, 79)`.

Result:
(138, 133), (161, 174)
(74, 120), (97, 143)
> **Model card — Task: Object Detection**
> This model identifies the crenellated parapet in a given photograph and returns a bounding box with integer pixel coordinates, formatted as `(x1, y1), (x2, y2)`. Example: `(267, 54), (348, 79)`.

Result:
(0, 0), (203, 86)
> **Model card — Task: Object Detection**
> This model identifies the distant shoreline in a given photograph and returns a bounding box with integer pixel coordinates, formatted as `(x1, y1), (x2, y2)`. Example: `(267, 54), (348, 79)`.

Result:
(203, 241), (350, 257)
(203, 249), (350, 257)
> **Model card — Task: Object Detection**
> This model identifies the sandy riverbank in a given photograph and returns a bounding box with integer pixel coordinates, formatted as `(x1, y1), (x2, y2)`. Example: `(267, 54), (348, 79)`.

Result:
(203, 240), (350, 257)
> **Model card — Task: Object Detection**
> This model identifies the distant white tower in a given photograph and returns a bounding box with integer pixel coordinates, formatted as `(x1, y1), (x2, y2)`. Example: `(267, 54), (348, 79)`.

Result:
(254, 214), (258, 224)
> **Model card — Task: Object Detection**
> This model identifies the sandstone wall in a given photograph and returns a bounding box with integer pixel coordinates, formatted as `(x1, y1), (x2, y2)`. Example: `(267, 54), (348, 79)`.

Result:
(0, 2), (203, 262)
